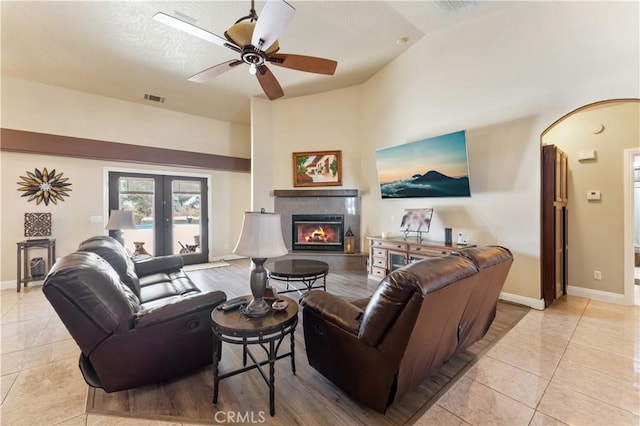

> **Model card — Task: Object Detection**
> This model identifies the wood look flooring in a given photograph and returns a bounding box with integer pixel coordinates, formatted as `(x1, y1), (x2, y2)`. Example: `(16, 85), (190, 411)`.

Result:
(87, 258), (529, 425)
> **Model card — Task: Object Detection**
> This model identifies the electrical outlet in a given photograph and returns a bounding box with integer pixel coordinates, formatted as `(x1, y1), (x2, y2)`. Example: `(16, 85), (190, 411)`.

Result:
(593, 270), (602, 280)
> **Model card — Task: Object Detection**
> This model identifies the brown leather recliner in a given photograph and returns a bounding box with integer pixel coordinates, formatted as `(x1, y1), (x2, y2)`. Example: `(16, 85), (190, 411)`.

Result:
(456, 246), (514, 351)
(299, 246), (513, 413)
(43, 236), (226, 392)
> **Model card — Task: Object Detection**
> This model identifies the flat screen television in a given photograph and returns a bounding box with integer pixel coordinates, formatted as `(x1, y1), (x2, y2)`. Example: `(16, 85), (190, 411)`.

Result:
(374, 130), (471, 198)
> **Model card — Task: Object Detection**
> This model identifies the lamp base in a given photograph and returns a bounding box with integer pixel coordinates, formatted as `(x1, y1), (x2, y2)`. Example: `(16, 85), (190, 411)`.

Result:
(240, 298), (271, 318)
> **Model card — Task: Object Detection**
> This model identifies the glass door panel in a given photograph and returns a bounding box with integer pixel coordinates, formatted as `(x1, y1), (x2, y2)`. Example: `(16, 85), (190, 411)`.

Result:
(109, 172), (208, 264)
(171, 179), (203, 256)
(116, 176), (156, 256)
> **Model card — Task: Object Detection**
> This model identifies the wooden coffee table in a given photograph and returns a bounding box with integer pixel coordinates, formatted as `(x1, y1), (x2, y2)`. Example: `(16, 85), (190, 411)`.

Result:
(265, 259), (329, 295)
(210, 296), (298, 416)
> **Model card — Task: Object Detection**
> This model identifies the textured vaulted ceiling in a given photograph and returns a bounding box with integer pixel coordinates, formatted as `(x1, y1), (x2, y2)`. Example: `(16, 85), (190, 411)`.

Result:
(1, 1), (510, 125)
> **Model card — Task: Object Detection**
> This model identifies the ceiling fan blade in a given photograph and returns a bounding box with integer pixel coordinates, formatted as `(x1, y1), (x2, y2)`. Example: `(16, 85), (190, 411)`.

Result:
(251, 0), (295, 51)
(268, 53), (337, 75)
(153, 12), (232, 48)
(188, 60), (243, 83)
(255, 65), (284, 100)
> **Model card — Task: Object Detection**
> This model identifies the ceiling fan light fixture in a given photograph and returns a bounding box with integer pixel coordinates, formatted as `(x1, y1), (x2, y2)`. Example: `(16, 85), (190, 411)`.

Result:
(249, 63), (257, 75)
(225, 21), (279, 53)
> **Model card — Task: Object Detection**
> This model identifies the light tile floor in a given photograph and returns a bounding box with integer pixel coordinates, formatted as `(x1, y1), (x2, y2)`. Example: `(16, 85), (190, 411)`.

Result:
(1, 287), (639, 426)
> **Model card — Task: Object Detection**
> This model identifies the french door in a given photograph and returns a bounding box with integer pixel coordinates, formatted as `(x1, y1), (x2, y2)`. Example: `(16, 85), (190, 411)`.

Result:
(108, 172), (208, 264)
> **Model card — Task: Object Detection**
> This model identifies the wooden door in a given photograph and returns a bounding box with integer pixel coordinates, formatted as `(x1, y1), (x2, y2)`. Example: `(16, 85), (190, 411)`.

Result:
(541, 145), (568, 307)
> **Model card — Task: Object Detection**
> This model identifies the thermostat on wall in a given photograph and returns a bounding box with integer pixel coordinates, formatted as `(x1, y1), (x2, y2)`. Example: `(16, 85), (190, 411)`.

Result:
(587, 190), (601, 201)
(578, 150), (597, 161)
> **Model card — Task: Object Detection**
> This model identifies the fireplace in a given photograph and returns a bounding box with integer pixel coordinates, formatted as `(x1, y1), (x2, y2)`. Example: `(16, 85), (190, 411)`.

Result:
(292, 214), (344, 251)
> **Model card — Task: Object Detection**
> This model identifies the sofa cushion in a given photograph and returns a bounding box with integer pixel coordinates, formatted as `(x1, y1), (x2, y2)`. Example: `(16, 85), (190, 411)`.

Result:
(43, 252), (138, 354)
(78, 236), (142, 297)
(358, 255), (478, 347)
(138, 271), (200, 303)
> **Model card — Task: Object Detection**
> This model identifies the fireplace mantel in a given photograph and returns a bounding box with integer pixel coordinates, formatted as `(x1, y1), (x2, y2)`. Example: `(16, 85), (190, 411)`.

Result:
(273, 189), (358, 198)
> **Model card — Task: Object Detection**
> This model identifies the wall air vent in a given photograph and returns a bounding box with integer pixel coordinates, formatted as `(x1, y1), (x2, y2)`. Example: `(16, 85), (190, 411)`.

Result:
(144, 94), (166, 103)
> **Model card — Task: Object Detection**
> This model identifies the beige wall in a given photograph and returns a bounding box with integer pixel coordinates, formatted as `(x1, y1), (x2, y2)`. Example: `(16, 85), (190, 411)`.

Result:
(542, 101), (640, 296)
(252, 85), (363, 203)
(1, 77), (251, 282)
(251, 1), (639, 307)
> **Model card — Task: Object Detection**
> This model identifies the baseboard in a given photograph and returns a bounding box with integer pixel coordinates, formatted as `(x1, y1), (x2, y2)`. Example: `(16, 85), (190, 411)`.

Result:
(566, 285), (627, 305)
(1, 280), (15, 291)
(499, 291), (545, 310)
(1, 280), (45, 291)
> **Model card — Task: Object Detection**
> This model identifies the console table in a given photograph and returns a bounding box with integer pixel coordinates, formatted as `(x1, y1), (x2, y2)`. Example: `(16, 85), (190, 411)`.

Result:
(16, 238), (56, 292)
(367, 236), (474, 280)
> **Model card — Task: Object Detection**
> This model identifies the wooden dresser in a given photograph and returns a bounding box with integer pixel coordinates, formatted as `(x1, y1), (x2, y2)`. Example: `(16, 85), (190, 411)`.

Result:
(367, 236), (474, 280)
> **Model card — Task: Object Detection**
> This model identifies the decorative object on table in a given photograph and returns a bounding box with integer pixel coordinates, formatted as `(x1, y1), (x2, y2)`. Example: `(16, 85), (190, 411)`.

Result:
(374, 130), (471, 198)
(29, 257), (46, 278)
(17, 167), (72, 205)
(293, 150), (342, 187)
(272, 298), (289, 311)
(105, 210), (137, 246)
(24, 212), (52, 238)
(344, 226), (356, 254)
(444, 227), (453, 245)
(263, 285), (279, 302)
(400, 208), (434, 242)
(133, 242), (150, 256)
(233, 209), (288, 317)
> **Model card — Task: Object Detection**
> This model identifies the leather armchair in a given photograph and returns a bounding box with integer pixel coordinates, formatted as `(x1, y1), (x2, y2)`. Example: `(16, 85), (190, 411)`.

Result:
(43, 236), (226, 392)
(299, 246), (513, 413)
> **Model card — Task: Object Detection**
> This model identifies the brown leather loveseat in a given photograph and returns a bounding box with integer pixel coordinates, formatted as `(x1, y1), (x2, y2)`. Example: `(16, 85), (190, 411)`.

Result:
(43, 236), (226, 392)
(299, 246), (513, 413)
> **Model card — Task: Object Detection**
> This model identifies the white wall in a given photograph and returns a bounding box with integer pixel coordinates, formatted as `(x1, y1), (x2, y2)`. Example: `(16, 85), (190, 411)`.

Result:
(252, 1), (639, 306)
(1, 77), (251, 282)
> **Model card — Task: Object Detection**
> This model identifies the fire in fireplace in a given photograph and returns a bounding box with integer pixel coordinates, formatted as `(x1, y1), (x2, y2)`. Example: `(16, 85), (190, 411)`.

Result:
(292, 214), (344, 251)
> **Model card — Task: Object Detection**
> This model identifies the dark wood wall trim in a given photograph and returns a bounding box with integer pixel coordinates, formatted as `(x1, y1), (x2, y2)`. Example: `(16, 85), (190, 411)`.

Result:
(273, 189), (358, 197)
(1, 128), (250, 173)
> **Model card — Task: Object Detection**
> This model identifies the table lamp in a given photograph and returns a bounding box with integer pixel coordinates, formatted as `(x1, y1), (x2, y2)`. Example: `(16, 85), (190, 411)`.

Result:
(233, 209), (288, 317)
(105, 210), (137, 246)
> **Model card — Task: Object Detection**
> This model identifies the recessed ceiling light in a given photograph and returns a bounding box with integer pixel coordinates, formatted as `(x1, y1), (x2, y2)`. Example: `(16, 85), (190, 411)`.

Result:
(396, 37), (409, 45)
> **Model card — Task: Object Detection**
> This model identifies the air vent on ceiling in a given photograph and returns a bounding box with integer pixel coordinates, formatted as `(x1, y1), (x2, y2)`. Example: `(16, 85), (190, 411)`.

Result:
(436, 0), (482, 15)
(144, 94), (166, 104)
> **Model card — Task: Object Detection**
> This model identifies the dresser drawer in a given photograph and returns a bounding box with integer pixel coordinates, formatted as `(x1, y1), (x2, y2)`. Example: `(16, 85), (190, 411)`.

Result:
(371, 256), (387, 268)
(371, 240), (407, 251)
(370, 266), (387, 279)
(372, 248), (386, 258)
(408, 245), (450, 257)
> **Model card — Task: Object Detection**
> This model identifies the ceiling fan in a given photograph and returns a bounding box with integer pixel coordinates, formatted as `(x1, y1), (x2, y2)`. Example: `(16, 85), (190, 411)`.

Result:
(153, 0), (338, 100)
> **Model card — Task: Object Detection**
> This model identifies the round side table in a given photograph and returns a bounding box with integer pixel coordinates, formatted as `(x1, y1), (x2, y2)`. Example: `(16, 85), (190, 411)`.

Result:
(210, 296), (298, 416)
(265, 259), (329, 295)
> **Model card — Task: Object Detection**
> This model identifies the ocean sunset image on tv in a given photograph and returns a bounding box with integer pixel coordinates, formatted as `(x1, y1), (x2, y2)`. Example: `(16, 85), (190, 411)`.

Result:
(375, 130), (471, 198)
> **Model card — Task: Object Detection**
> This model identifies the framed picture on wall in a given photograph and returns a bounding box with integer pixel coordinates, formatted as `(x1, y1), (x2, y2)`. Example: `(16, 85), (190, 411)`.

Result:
(292, 150), (342, 187)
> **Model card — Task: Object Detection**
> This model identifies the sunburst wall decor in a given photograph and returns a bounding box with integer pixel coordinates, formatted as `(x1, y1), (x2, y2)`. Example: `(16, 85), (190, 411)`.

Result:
(17, 167), (72, 206)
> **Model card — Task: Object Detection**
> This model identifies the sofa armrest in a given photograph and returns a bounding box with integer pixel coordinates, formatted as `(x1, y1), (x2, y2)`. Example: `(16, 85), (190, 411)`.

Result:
(299, 291), (362, 335)
(134, 255), (184, 277)
(135, 291), (226, 328)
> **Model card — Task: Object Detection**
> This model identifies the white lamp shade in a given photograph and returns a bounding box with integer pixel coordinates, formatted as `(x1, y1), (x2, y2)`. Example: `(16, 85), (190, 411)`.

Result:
(105, 210), (137, 230)
(233, 211), (288, 258)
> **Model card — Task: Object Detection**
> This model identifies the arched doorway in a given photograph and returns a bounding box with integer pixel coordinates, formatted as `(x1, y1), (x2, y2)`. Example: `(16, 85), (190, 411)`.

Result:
(540, 98), (640, 306)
